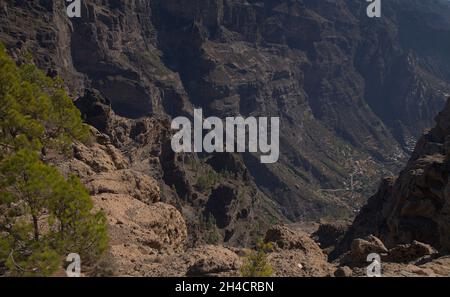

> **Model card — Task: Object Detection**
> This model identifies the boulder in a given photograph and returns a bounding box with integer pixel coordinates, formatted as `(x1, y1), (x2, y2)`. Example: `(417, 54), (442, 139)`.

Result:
(387, 241), (437, 263)
(349, 235), (388, 263)
(264, 225), (335, 277)
(186, 245), (241, 276)
(334, 266), (353, 277)
(312, 221), (349, 250)
(265, 225), (318, 251)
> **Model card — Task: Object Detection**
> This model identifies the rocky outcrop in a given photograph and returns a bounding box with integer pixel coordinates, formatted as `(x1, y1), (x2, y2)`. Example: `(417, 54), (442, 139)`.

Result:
(52, 127), (188, 275)
(113, 244), (241, 277)
(97, 195), (188, 276)
(3, 0), (450, 225)
(87, 170), (160, 204)
(348, 255), (450, 277)
(386, 241), (437, 263)
(334, 266), (353, 278)
(265, 225), (319, 251)
(312, 221), (349, 253)
(3, 0), (450, 277)
(348, 235), (388, 263)
(334, 98), (450, 259)
(333, 235), (447, 276)
(98, 197), (186, 251)
(264, 225), (334, 276)
(186, 245), (241, 277)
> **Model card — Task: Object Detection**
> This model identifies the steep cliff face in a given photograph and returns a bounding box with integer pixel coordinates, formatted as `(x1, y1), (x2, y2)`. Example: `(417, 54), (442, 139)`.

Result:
(335, 97), (450, 258)
(1, 0), (450, 241)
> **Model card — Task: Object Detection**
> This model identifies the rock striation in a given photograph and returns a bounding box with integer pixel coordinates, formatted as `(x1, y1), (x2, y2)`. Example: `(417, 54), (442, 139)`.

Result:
(2, 0), (450, 225)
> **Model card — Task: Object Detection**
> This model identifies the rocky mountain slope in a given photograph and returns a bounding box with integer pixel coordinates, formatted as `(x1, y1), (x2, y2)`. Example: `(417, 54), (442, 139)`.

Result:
(288, 94), (450, 277)
(1, 0), (450, 264)
(334, 97), (450, 258)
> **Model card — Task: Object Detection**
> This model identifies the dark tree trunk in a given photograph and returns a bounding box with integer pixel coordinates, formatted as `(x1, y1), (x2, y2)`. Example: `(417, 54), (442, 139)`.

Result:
(32, 215), (39, 241)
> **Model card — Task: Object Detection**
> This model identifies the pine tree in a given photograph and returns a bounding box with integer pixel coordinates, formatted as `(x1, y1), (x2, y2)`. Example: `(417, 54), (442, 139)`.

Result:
(0, 43), (107, 276)
(240, 239), (274, 277)
(200, 214), (220, 244)
(0, 42), (89, 156)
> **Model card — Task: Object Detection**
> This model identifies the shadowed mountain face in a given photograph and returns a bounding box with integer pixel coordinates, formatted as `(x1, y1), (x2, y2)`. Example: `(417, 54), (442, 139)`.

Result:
(331, 96), (450, 261)
(1, 0), (450, 232)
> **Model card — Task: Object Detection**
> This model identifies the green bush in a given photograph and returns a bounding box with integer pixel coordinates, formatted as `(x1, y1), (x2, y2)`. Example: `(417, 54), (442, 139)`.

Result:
(200, 214), (220, 244)
(240, 239), (274, 277)
(195, 168), (219, 192)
